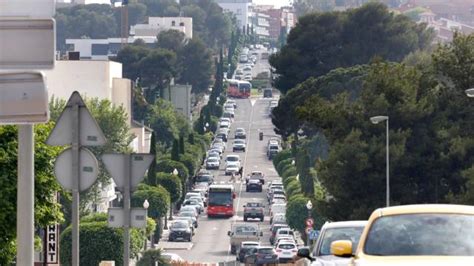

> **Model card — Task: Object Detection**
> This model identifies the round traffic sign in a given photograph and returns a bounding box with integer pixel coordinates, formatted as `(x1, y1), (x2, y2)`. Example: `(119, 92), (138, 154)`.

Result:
(305, 218), (314, 227)
(54, 147), (99, 191)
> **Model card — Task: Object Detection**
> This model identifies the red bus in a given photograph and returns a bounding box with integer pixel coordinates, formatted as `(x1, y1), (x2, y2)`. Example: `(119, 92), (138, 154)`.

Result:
(227, 80), (251, 98)
(207, 184), (236, 217)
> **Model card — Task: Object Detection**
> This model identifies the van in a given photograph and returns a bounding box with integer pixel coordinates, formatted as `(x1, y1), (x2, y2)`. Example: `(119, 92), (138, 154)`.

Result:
(263, 88), (273, 98)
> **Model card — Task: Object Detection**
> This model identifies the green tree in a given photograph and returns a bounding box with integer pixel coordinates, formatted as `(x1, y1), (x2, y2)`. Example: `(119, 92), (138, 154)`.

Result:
(156, 29), (187, 53)
(157, 172), (183, 220)
(147, 132), (157, 185)
(178, 38), (214, 94)
(146, 99), (180, 147)
(137, 249), (168, 266)
(0, 124), (64, 264)
(286, 194), (310, 234)
(132, 184), (170, 220)
(179, 135), (185, 154)
(270, 3), (433, 94)
(171, 138), (180, 161)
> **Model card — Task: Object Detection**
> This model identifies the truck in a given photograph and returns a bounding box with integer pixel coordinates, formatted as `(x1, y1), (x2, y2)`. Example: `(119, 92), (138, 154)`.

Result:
(228, 223), (263, 254)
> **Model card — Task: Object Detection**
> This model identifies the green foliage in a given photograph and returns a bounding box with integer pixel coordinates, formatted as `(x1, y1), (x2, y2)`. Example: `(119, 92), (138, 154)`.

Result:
(286, 179), (302, 197)
(156, 159), (190, 182)
(179, 153), (199, 176)
(60, 214), (145, 266)
(171, 139), (180, 161)
(285, 194), (310, 233)
(282, 166), (297, 180)
(132, 184), (170, 219)
(179, 135), (185, 154)
(276, 158), (294, 175)
(137, 249), (168, 266)
(178, 38), (214, 94)
(270, 2), (433, 94)
(273, 149), (293, 169)
(147, 132), (158, 185)
(156, 29), (187, 53)
(157, 173), (183, 203)
(0, 124), (64, 264)
(146, 99), (182, 147)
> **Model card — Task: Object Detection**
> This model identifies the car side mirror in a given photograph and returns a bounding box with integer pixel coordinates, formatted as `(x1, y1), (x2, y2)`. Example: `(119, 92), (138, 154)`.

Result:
(297, 248), (310, 258)
(331, 240), (353, 258)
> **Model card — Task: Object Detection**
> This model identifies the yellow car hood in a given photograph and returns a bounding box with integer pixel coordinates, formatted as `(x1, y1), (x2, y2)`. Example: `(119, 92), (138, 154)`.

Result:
(355, 256), (473, 266)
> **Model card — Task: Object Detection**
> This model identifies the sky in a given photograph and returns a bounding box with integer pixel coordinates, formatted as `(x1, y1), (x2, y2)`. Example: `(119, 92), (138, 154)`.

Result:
(253, 0), (292, 8)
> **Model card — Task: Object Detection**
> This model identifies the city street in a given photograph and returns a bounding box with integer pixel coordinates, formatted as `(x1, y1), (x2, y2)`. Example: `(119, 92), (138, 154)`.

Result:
(169, 96), (280, 263)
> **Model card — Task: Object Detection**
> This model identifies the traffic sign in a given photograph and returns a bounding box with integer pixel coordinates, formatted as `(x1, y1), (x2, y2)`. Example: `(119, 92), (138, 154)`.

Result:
(305, 218), (314, 227)
(108, 208), (147, 229)
(0, 19), (55, 69)
(46, 92), (106, 146)
(54, 147), (99, 191)
(309, 230), (319, 240)
(102, 154), (154, 191)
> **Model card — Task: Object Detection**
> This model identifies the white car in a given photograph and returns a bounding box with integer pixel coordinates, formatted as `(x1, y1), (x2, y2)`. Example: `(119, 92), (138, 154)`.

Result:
(225, 164), (239, 175)
(219, 120), (230, 130)
(226, 100), (237, 109)
(275, 241), (298, 263)
(220, 117), (232, 124)
(232, 139), (246, 152)
(162, 253), (184, 263)
(182, 199), (203, 214)
(206, 157), (220, 169)
(225, 154), (241, 168)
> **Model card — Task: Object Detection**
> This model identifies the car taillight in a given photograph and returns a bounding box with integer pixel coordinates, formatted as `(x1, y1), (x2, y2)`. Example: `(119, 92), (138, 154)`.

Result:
(276, 249), (282, 252)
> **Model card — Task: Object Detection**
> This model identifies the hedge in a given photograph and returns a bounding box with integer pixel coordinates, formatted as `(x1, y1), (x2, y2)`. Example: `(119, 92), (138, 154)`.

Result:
(60, 220), (144, 265)
(285, 194), (310, 234)
(273, 150), (292, 169)
(281, 165), (297, 180)
(283, 175), (296, 188)
(156, 159), (189, 182)
(276, 158), (293, 175)
(286, 179), (302, 198)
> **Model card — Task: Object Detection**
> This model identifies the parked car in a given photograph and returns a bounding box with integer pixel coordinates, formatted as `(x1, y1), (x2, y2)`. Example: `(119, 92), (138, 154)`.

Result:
(270, 224), (290, 245)
(195, 173), (214, 185)
(237, 241), (260, 262)
(263, 88), (273, 98)
(232, 139), (246, 152)
(182, 199), (203, 214)
(311, 220), (367, 265)
(246, 171), (265, 184)
(244, 246), (279, 265)
(168, 221), (192, 242)
(173, 216), (195, 235)
(226, 100), (237, 109)
(243, 202), (265, 221)
(177, 211), (198, 228)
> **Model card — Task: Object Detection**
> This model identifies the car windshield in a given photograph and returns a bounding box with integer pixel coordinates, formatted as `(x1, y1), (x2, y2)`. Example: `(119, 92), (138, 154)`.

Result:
(207, 158), (218, 162)
(234, 140), (245, 144)
(234, 225), (258, 235)
(319, 226), (364, 256)
(364, 214), (474, 256)
(196, 175), (211, 182)
(208, 192), (231, 206)
(246, 203), (261, 207)
(279, 243), (296, 249)
(259, 248), (274, 254)
(172, 222), (188, 229)
(227, 156), (239, 162)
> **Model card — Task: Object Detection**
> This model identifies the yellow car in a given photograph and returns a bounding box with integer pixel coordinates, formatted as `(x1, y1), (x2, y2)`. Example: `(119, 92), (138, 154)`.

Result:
(331, 204), (474, 266)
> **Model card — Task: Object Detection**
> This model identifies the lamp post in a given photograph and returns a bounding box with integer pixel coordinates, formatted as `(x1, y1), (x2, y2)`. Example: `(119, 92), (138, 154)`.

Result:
(306, 200), (313, 246)
(143, 199), (150, 249)
(465, 88), (474, 97)
(370, 115), (390, 207)
(170, 168), (178, 220)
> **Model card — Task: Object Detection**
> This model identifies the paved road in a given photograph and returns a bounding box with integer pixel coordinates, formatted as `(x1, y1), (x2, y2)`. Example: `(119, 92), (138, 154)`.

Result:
(171, 96), (279, 263)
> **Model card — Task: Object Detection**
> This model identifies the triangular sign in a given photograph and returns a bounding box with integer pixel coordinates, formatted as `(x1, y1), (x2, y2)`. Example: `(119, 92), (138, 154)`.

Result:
(102, 154), (154, 191)
(46, 91), (106, 146)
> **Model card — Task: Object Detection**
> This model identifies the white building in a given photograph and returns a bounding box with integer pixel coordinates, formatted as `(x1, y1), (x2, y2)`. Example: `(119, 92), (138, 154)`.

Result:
(215, 0), (252, 29)
(130, 17), (193, 39)
(42, 60), (152, 212)
(163, 84), (193, 121)
(65, 36), (156, 60)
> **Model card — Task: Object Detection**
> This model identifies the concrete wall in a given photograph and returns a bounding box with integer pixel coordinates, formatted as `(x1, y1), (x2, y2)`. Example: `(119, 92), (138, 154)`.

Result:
(216, 1), (251, 29)
(163, 84), (193, 121)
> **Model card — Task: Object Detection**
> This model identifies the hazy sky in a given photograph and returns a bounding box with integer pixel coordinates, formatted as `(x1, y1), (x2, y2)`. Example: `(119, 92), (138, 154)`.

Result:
(253, 0), (292, 8)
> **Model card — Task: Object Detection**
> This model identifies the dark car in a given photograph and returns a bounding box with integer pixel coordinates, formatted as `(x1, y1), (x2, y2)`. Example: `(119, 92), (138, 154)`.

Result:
(168, 221), (193, 242)
(237, 241), (260, 262)
(195, 173), (214, 185)
(246, 179), (263, 192)
(244, 202), (264, 221)
(244, 247), (279, 265)
(263, 88), (273, 98)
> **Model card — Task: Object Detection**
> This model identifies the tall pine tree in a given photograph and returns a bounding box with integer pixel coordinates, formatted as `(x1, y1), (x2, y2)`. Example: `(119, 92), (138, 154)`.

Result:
(147, 132), (157, 185)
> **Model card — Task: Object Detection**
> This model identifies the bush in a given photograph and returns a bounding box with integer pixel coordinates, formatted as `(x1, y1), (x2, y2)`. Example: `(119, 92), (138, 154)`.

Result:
(137, 249), (168, 266)
(132, 184), (170, 220)
(156, 159), (189, 183)
(157, 173), (182, 203)
(277, 158), (293, 175)
(273, 150), (292, 169)
(282, 165), (297, 180)
(283, 175), (296, 188)
(286, 179), (302, 197)
(60, 218), (144, 265)
(286, 194), (310, 234)
(179, 153), (199, 176)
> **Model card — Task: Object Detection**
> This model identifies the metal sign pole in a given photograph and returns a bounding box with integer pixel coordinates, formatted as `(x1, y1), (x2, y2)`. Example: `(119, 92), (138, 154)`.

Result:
(17, 124), (34, 266)
(123, 154), (131, 266)
(71, 103), (80, 266)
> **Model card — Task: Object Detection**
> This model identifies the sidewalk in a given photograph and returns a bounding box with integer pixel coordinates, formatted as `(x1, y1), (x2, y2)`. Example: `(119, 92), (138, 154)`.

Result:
(155, 226), (194, 251)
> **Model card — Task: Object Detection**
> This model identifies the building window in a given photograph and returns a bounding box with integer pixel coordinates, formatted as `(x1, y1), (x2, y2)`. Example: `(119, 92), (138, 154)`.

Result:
(172, 21), (176, 26)
(180, 22), (184, 26)
(236, 8), (242, 15)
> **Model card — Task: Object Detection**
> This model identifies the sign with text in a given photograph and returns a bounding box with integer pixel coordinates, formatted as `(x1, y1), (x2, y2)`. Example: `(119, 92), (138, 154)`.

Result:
(46, 224), (58, 264)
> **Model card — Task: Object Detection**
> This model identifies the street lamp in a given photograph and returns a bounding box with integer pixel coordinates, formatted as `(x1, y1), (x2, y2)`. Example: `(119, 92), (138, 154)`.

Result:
(291, 160), (295, 165)
(465, 88), (474, 97)
(370, 115), (390, 207)
(143, 199), (151, 249)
